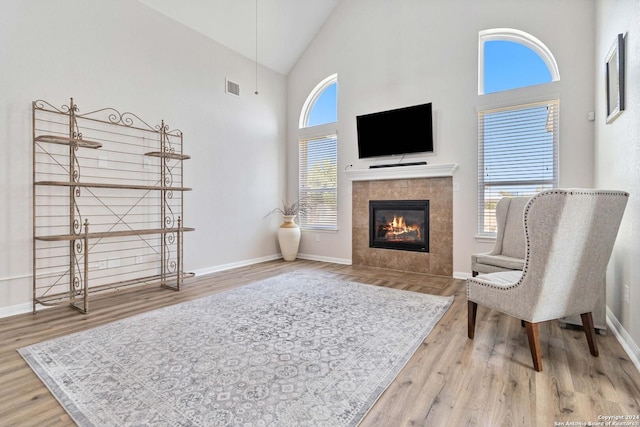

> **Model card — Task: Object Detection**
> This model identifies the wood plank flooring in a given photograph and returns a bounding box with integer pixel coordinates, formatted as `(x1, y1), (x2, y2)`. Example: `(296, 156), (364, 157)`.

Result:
(1, 259), (639, 426)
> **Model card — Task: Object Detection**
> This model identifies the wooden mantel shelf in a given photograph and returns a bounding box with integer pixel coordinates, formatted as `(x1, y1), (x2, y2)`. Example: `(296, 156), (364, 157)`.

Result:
(344, 163), (458, 181)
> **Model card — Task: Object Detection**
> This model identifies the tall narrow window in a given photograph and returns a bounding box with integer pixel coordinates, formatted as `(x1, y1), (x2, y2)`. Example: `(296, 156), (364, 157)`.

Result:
(299, 75), (338, 230)
(299, 136), (337, 229)
(478, 29), (560, 236)
(478, 100), (559, 234)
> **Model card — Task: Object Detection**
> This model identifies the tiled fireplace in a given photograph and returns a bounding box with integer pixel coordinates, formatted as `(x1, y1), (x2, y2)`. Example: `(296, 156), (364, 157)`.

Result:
(348, 164), (455, 276)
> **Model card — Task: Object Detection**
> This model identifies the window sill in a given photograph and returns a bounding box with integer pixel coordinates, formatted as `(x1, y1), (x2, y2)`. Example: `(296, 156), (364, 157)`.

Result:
(301, 228), (338, 234)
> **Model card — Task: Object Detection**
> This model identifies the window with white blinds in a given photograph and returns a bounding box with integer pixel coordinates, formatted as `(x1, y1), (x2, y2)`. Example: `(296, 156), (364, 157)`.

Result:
(299, 135), (338, 230)
(477, 99), (559, 235)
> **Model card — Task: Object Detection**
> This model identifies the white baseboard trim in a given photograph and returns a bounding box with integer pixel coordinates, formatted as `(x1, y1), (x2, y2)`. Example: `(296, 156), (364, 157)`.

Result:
(0, 302), (35, 319)
(296, 253), (352, 265)
(606, 306), (640, 373)
(453, 271), (472, 280)
(191, 254), (282, 277)
(0, 273), (34, 318)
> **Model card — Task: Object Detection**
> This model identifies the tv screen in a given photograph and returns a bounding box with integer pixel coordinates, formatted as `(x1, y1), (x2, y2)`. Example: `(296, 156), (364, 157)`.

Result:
(356, 102), (433, 159)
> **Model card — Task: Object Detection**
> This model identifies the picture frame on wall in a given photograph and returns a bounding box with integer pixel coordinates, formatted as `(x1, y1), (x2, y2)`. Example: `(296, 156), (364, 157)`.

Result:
(605, 33), (626, 124)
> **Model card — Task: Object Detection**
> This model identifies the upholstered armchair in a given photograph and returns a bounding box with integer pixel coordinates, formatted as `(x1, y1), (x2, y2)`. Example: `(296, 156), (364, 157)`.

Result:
(467, 189), (628, 371)
(471, 196), (530, 276)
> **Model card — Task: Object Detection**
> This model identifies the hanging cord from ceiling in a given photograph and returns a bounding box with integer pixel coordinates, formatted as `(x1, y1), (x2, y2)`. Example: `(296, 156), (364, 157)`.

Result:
(254, 0), (259, 95)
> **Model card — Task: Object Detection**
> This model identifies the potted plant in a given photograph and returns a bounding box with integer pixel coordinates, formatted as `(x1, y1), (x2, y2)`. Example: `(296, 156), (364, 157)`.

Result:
(265, 200), (305, 261)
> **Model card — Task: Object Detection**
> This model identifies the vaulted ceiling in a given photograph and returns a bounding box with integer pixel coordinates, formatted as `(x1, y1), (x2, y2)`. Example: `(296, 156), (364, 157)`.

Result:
(137, 0), (340, 75)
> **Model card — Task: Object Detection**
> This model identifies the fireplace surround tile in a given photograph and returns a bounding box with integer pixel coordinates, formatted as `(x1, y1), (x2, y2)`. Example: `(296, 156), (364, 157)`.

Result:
(352, 177), (453, 276)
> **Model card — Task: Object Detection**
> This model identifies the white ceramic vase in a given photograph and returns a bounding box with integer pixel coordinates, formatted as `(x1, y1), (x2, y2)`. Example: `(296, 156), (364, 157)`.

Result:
(278, 215), (301, 261)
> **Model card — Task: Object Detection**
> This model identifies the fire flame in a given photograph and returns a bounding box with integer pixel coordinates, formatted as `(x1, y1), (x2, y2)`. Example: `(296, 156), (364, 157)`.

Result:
(382, 215), (421, 240)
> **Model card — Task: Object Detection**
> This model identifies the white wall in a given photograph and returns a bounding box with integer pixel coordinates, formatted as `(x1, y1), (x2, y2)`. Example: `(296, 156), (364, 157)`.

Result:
(595, 0), (640, 357)
(0, 0), (287, 314)
(287, 0), (597, 273)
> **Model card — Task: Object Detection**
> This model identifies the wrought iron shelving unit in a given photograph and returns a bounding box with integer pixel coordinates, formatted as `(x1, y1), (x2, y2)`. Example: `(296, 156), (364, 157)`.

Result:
(32, 98), (194, 314)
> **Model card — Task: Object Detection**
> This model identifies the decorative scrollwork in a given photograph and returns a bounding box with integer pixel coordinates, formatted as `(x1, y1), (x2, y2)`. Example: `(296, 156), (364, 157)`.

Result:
(164, 193), (175, 229)
(164, 170), (174, 187)
(33, 99), (66, 113)
(72, 188), (83, 235)
(72, 239), (84, 295)
(35, 102), (157, 131)
(157, 121), (183, 163)
(120, 111), (154, 130)
(107, 110), (122, 124)
(62, 102), (78, 114)
(72, 217), (82, 235)
(164, 217), (174, 229)
(72, 275), (82, 295)
(156, 121), (170, 133)
(164, 232), (177, 274)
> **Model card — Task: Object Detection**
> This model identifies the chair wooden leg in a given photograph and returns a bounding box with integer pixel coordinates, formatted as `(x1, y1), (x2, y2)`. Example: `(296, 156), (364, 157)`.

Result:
(472, 271), (478, 277)
(580, 312), (599, 357)
(468, 301), (478, 339)
(524, 321), (543, 372)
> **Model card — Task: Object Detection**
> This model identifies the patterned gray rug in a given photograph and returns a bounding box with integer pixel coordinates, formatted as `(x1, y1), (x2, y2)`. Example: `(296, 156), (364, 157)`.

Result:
(19, 272), (453, 427)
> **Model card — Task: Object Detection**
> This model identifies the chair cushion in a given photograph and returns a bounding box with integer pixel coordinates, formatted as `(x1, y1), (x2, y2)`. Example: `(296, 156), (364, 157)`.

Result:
(472, 270), (523, 288)
(472, 254), (524, 271)
(500, 197), (528, 259)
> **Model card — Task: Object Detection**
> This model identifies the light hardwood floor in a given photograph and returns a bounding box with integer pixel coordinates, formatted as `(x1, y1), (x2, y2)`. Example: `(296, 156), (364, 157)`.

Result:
(1, 260), (639, 426)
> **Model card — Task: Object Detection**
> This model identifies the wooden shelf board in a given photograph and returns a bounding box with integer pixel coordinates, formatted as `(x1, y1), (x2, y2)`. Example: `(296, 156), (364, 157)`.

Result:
(145, 151), (191, 160)
(35, 227), (195, 241)
(35, 135), (102, 149)
(34, 180), (192, 192)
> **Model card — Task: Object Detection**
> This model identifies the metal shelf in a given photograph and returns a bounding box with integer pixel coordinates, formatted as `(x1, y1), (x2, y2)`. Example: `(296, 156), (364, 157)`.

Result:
(33, 97), (193, 314)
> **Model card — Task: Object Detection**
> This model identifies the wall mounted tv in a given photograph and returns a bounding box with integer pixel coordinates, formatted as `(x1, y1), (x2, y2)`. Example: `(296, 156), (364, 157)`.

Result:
(356, 102), (433, 159)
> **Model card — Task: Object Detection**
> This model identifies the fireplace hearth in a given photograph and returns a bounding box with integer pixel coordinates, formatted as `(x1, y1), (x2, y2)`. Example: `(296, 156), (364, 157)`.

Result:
(369, 200), (429, 252)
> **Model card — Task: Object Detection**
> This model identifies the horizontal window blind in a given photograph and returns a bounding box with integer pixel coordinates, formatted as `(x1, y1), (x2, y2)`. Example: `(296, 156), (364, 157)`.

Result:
(299, 135), (338, 230)
(478, 100), (559, 235)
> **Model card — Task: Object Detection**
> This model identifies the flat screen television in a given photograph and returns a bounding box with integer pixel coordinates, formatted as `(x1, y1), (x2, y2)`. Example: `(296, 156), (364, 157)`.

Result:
(356, 102), (433, 159)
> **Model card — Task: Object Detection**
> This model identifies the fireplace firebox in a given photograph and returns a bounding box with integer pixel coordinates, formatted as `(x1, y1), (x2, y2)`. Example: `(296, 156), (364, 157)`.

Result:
(369, 200), (429, 252)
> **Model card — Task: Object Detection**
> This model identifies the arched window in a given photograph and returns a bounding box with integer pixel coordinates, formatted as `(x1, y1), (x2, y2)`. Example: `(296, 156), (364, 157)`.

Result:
(478, 28), (559, 95)
(483, 41), (552, 93)
(477, 29), (560, 237)
(299, 74), (338, 128)
(298, 74), (338, 230)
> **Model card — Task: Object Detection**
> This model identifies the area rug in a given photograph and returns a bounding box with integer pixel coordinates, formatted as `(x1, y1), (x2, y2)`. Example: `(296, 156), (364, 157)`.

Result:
(19, 272), (453, 427)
